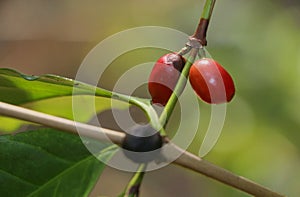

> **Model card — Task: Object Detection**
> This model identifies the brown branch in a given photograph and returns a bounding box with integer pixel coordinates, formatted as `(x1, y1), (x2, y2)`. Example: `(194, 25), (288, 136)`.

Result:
(170, 143), (285, 197)
(0, 101), (285, 197)
(191, 18), (209, 46)
(0, 101), (124, 144)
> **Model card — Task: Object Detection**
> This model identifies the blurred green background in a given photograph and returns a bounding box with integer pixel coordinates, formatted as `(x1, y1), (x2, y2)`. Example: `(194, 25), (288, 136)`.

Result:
(0, 0), (299, 196)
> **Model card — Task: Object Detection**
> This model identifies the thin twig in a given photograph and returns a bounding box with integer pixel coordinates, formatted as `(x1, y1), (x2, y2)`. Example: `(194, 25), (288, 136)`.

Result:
(169, 143), (285, 197)
(191, 0), (216, 46)
(124, 164), (147, 197)
(159, 48), (198, 128)
(0, 101), (124, 144)
(0, 102), (285, 197)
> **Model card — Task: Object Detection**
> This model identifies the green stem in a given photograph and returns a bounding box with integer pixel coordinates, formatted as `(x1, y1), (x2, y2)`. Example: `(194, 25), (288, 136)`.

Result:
(121, 1), (216, 195)
(201, 0), (216, 20)
(107, 91), (161, 131)
(158, 0), (217, 130)
(124, 164), (146, 197)
(159, 48), (199, 129)
(191, 0), (216, 46)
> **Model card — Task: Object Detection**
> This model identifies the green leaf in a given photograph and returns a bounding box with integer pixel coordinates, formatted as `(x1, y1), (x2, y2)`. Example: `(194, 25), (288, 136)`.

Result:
(0, 128), (118, 197)
(0, 68), (110, 104)
(0, 68), (149, 105)
(0, 68), (159, 132)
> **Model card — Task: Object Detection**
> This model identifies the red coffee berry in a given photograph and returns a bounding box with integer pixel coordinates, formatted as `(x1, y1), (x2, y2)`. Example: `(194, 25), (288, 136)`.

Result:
(189, 58), (235, 104)
(148, 53), (186, 106)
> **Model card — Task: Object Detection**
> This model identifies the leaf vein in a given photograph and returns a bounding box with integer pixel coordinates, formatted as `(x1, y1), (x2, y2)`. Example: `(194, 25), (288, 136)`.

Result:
(8, 139), (74, 164)
(0, 168), (39, 188)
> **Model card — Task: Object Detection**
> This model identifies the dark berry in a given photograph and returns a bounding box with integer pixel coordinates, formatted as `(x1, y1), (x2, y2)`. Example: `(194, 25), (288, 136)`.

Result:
(122, 124), (163, 163)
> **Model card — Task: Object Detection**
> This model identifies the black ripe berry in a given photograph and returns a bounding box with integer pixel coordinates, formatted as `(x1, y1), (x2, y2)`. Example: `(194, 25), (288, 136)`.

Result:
(122, 124), (163, 163)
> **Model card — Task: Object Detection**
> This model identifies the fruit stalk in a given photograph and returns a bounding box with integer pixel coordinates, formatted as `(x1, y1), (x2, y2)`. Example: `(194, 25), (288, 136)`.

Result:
(159, 0), (217, 128)
(159, 48), (198, 128)
(123, 164), (146, 197)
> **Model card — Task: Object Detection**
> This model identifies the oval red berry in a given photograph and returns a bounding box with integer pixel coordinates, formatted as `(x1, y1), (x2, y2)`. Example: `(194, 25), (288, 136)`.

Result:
(148, 53), (186, 106)
(189, 58), (235, 104)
